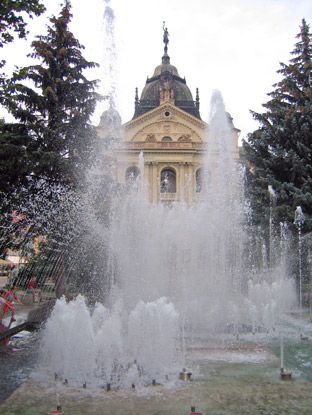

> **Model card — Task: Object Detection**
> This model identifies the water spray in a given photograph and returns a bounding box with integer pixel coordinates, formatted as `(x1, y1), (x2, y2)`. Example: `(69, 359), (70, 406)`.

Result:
(280, 334), (292, 380)
(294, 206), (305, 328)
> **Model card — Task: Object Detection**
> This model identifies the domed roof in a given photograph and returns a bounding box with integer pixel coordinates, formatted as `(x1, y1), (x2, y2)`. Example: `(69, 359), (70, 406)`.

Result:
(140, 78), (194, 103)
(133, 29), (201, 120)
(151, 54), (180, 78)
(99, 104), (122, 127)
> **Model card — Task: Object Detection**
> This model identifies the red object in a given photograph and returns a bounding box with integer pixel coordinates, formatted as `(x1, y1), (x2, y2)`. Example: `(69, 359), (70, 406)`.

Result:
(26, 279), (37, 290)
(0, 338), (9, 347)
(11, 210), (26, 223)
(0, 322), (10, 346)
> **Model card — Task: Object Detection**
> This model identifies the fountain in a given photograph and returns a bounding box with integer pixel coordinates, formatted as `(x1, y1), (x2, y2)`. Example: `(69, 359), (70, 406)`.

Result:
(2, 6), (312, 415)
(35, 89), (299, 396)
(2, 87), (311, 415)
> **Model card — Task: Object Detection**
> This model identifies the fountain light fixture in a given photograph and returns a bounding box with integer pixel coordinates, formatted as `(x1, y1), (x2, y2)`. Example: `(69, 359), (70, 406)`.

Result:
(190, 405), (203, 415)
(46, 407), (64, 415)
(179, 368), (192, 381)
(300, 333), (308, 341)
(280, 368), (292, 381)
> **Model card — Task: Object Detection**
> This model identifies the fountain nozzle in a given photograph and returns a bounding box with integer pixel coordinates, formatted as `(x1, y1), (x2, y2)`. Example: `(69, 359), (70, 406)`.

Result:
(179, 368), (192, 381)
(190, 404), (203, 415)
(280, 368), (292, 381)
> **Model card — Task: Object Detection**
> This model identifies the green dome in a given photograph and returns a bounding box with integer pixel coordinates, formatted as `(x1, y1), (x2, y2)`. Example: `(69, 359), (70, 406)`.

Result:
(133, 52), (201, 120)
(151, 54), (180, 77)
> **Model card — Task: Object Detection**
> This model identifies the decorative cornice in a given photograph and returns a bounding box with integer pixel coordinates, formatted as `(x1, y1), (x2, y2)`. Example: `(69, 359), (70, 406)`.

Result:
(115, 142), (208, 150)
(131, 120), (203, 142)
(123, 103), (207, 131)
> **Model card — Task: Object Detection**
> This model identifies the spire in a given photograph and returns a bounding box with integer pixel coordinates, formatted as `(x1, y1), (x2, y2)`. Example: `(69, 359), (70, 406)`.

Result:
(162, 22), (170, 65)
(196, 88), (200, 109)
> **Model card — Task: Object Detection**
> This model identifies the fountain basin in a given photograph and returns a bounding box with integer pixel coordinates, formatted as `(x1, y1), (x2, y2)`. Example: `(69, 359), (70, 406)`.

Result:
(2, 358), (312, 415)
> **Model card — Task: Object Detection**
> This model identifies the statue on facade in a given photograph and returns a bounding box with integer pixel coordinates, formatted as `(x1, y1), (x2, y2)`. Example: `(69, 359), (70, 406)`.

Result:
(159, 75), (174, 104)
(179, 134), (192, 143)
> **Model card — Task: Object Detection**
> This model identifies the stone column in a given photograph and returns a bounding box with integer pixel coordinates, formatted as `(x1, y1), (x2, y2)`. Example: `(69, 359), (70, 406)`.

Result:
(188, 163), (194, 206)
(147, 162), (153, 202)
(179, 162), (185, 202)
(152, 162), (158, 204)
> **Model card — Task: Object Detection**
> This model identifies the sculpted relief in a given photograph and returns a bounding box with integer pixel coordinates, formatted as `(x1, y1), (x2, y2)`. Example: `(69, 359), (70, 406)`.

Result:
(145, 133), (157, 142)
(178, 134), (192, 142)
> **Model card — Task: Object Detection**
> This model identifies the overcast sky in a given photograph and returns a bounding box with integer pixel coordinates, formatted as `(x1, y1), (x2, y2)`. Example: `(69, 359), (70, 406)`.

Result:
(2, 0), (312, 142)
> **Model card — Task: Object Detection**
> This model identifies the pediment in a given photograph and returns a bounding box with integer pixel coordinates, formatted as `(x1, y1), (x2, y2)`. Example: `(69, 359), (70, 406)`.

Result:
(123, 103), (208, 143)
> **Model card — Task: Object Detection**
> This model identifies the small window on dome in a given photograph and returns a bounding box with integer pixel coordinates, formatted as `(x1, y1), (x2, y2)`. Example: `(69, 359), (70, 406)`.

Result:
(162, 137), (172, 142)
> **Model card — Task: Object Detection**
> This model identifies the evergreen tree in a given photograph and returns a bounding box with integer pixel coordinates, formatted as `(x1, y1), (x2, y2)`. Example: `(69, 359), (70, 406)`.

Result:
(0, 119), (30, 193)
(0, 1), (102, 257)
(3, 0), (101, 186)
(0, 0), (45, 48)
(0, 0), (45, 103)
(243, 19), (312, 233)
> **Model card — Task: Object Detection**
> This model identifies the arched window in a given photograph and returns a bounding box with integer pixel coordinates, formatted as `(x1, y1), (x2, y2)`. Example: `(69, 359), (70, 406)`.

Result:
(125, 166), (140, 184)
(196, 168), (202, 193)
(160, 169), (176, 193)
(162, 136), (172, 142)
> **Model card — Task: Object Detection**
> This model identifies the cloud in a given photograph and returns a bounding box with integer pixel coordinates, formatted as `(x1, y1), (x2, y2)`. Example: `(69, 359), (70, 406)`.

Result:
(1, 0), (312, 141)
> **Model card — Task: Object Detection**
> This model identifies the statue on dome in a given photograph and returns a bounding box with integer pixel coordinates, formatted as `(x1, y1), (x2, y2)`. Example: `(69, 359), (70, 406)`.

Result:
(163, 21), (169, 54)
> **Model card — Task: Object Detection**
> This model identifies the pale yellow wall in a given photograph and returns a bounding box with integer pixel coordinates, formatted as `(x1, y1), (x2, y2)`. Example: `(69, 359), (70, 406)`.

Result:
(97, 103), (239, 205)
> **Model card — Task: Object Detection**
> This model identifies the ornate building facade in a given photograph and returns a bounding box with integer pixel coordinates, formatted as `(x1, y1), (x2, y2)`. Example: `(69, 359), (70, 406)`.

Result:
(97, 27), (240, 205)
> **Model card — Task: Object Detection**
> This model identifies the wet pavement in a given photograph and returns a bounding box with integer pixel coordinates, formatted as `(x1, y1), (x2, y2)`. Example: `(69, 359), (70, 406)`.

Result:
(0, 330), (40, 403)
(0, 296), (54, 404)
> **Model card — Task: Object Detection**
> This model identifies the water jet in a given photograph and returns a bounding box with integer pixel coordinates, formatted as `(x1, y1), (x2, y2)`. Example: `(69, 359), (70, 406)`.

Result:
(27, 19), (306, 415)
(280, 335), (292, 380)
